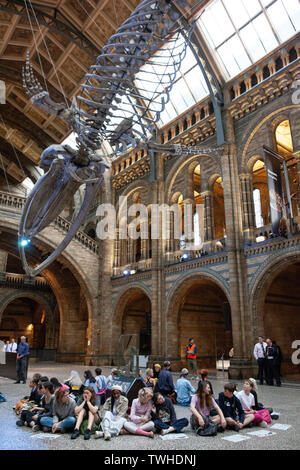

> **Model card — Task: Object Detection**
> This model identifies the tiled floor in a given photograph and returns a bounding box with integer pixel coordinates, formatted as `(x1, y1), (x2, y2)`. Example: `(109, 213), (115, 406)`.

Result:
(0, 362), (299, 450)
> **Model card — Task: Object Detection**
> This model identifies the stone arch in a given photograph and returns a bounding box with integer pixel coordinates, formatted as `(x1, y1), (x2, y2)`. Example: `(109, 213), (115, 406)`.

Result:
(250, 252), (300, 375)
(165, 154), (220, 204)
(0, 290), (54, 322)
(240, 105), (300, 173)
(246, 154), (265, 175)
(166, 271), (231, 367)
(112, 285), (152, 357)
(250, 250), (300, 334)
(0, 290), (55, 349)
(0, 220), (95, 319)
(0, 222), (93, 361)
(208, 173), (222, 191)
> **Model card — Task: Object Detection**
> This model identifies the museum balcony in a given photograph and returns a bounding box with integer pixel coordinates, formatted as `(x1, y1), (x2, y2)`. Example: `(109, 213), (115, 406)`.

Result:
(0, 190), (99, 255)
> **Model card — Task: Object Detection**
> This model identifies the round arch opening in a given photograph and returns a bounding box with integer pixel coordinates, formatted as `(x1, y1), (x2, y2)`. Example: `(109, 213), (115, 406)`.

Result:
(170, 277), (233, 369)
(0, 296), (57, 351)
(116, 288), (152, 356)
(260, 260), (300, 378)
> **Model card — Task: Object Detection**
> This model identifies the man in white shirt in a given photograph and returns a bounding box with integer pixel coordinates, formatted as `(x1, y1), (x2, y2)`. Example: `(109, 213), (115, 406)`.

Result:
(253, 336), (267, 385)
(9, 338), (18, 353)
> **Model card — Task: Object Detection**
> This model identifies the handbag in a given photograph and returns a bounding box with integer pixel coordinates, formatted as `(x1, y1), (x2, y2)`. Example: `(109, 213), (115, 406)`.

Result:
(191, 413), (217, 436)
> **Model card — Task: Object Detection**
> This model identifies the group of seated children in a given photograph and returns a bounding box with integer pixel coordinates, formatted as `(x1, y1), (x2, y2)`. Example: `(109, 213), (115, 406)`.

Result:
(15, 366), (276, 440)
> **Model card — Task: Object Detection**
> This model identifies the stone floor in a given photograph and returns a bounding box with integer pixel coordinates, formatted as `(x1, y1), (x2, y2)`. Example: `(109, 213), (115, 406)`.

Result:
(0, 362), (299, 451)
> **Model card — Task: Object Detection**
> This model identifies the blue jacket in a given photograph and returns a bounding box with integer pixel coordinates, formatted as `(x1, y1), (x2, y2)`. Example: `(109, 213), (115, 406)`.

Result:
(155, 368), (175, 394)
(17, 342), (29, 357)
(176, 377), (195, 405)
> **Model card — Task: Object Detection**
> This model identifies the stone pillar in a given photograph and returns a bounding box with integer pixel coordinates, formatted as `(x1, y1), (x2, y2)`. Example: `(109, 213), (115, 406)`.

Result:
(221, 110), (257, 379)
(114, 230), (120, 267)
(149, 152), (167, 364)
(97, 172), (115, 365)
(0, 249), (8, 272)
(201, 190), (214, 246)
(240, 173), (256, 243)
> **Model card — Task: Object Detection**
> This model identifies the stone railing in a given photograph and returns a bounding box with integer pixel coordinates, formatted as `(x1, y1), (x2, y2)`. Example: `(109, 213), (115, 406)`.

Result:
(112, 257), (152, 278)
(244, 233), (300, 257)
(0, 190), (99, 255)
(165, 250), (228, 274)
(253, 224), (273, 241)
(158, 96), (215, 147)
(0, 271), (51, 290)
(225, 37), (300, 119)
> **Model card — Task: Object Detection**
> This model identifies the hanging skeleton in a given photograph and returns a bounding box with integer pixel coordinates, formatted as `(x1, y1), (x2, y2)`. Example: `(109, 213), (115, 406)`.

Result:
(19, 0), (223, 276)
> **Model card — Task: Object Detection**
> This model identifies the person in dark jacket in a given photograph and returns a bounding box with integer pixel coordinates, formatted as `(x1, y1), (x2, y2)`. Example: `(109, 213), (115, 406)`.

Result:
(151, 393), (188, 435)
(16, 378), (48, 427)
(265, 339), (281, 387)
(218, 383), (254, 431)
(154, 361), (175, 396)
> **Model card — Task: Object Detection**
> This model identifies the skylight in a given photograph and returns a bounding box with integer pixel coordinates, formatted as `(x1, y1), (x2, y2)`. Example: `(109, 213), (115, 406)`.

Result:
(135, 37), (209, 128)
(198, 0), (300, 79)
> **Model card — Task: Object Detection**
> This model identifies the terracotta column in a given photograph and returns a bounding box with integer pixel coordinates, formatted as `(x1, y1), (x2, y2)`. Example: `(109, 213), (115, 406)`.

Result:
(240, 173), (256, 243)
(0, 249), (8, 272)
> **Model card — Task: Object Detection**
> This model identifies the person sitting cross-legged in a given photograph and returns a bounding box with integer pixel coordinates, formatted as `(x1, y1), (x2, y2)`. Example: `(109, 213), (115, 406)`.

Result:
(176, 368), (195, 407)
(218, 383), (254, 431)
(123, 388), (155, 438)
(94, 385), (128, 440)
(40, 384), (76, 434)
(236, 380), (271, 428)
(71, 386), (100, 440)
(190, 381), (227, 433)
(151, 392), (188, 435)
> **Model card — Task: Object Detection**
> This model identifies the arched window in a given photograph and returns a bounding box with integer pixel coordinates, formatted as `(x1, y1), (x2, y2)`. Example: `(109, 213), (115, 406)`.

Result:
(253, 188), (264, 228)
(252, 160), (270, 226)
(275, 120), (293, 156)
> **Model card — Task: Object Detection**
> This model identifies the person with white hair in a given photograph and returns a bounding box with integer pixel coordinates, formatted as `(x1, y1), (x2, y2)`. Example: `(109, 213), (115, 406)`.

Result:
(94, 385), (128, 440)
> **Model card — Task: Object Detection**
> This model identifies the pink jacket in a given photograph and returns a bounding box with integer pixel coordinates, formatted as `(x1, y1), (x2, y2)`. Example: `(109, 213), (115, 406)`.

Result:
(129, 398), (152, 424)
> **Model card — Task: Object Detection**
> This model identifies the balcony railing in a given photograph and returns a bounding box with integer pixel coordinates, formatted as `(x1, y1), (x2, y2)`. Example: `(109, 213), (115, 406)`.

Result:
(0, 272), (51, 290)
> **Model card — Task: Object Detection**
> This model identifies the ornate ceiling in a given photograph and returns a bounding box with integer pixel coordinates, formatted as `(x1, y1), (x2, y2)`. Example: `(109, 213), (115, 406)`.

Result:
(0, 0), (202, 186)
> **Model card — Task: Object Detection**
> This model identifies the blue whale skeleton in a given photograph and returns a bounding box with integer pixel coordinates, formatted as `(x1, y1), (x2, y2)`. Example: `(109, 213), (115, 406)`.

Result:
(19, 0), (224, 276)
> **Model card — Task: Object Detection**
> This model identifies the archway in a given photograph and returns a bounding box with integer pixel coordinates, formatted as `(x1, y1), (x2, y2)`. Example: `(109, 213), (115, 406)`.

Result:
(0, 296), (56, 350)
(259, 260), (300, 377)
(114, 288), (152, 356)
(168, 276), (232, 369)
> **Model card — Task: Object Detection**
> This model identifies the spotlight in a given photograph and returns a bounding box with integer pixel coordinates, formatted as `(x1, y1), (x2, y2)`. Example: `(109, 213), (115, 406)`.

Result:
(19, 238), (30, 247)
(180, 253), (189, 262)
(123, 269), (130, 276)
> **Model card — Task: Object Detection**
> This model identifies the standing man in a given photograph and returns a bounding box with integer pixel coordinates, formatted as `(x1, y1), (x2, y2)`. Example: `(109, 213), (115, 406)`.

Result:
(265, 338), (281, 387)
(186, 338), (198, 379)
(9, 338), (17, 353)
(15, 336), (29, 384)
(253, 336), (267, 385)
(3, 340), (10, 352)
